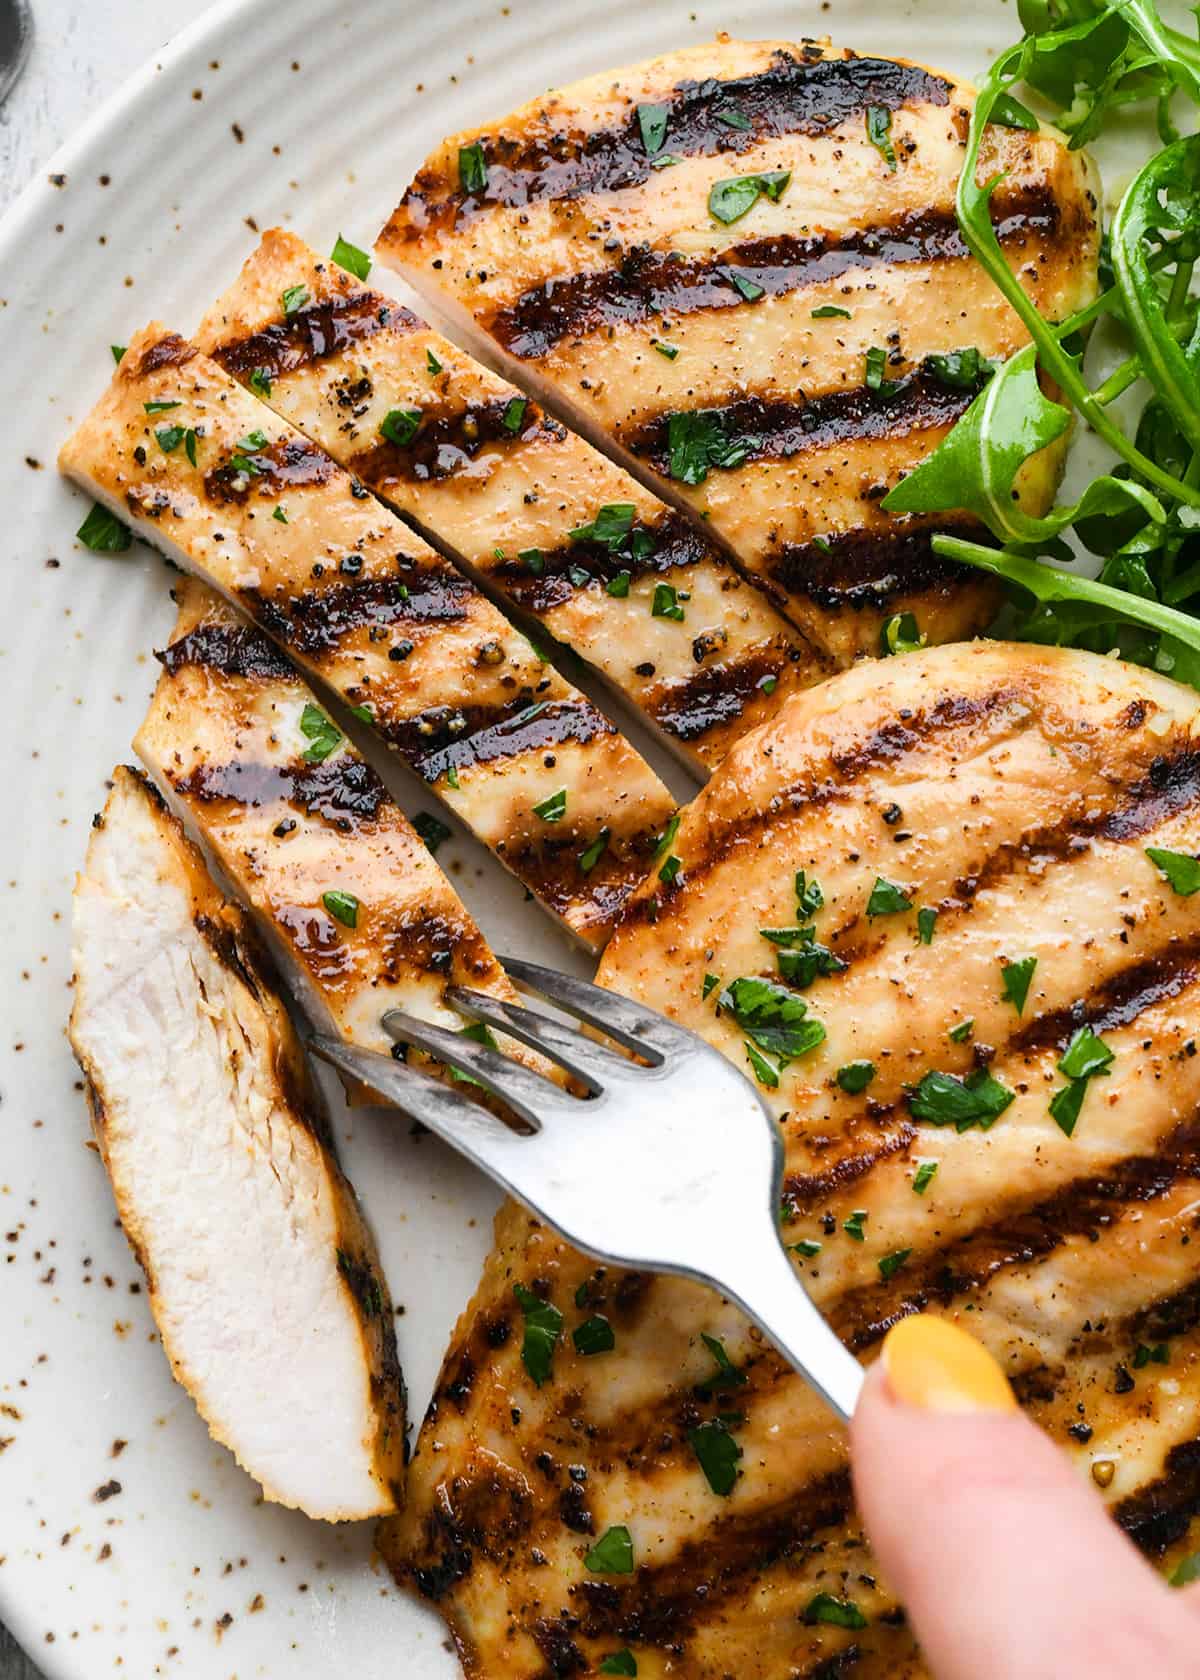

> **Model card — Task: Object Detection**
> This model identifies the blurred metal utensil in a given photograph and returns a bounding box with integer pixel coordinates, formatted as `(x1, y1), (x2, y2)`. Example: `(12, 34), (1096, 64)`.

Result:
(0, 0), (32, 106)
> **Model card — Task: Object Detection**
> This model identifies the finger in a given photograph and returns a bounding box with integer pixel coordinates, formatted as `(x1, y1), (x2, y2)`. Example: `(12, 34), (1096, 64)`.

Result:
(851, 1316), (1196, 1680)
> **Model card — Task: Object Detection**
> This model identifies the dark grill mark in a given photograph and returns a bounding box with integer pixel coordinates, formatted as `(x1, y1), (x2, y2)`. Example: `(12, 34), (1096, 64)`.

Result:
(644, 646), (796, 747)
(396, 52), (949, 228)
(783, 1123), (917, 1213)
(490, 194), (1060, 359)
(172, 756), (392, 828)
(1010, 938), (1200, 1062)
(379, 909), (499, 990)
(250, 567), (475, 656)
(347, 397), (548, 487)
(1116, 1438), (1200, 1557)
(766, 519), (986, 611)
(385, 696), (615, 783)
(132, 333), (196, 378)
(626, 371), (976, 477)
(493, 511), (711, 614)
(204, 436), (340, 505)
(212, 289), (419, 385)
(409, 1461), (534, 1600)
(157, 622), (294, 682)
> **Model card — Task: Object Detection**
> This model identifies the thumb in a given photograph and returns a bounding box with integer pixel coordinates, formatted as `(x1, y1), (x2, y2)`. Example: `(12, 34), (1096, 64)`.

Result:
(850, 1316), (1196, 1680)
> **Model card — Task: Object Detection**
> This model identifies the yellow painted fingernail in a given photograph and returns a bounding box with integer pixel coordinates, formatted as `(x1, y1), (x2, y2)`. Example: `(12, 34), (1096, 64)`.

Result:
(882, 1315), (1017, 1414)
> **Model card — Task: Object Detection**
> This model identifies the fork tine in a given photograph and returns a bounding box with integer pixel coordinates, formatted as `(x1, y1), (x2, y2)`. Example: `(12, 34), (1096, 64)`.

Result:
(379, 1008), (576, 1128)
(499, 956), (686, 1059)
(445, 985), (634, 1092)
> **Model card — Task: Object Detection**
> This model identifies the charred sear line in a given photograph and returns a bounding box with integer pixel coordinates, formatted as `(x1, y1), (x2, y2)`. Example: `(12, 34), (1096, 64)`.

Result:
(172, 756), (392, 828)
(204, 436), (340, 505)
(767, 519), (986, 610)
(250, 568), (475, 655)
(644, 645), (796, 745)
(380, 696), (615, 783)
(379, 908), (498, 988)
(131, 333), (196, 378)
(627, 372), (976, 476)
(1010, 939), (1200, 1061)
(212, 289), (418, 384)
(783, 1122), (915, 1213)
(1116, 1437), (1200, 1557)
(347, 398), (549, 487)
(830, 1118), (1200, 1352)
(409, 1460), (535, 1600)
(397, 52), (948, 225)
(490, 193), (1061, 358)
(157, 622), (294, 682)
(494, 512), (710, 613)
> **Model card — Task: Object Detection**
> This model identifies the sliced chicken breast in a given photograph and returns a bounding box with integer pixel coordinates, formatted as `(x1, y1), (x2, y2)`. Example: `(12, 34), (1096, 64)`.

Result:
(71, 767), (404, 1521)
(59, 329), (676, 949)
(381, 643), (1200, 1675)
(137, 577), (549, 1068)
(379, 37), (1100, 662)
(194, 228), (825, 773)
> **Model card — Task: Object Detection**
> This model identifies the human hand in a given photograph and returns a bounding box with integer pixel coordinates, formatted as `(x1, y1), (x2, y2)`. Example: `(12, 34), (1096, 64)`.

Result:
(850, 1316), (1200, 1679)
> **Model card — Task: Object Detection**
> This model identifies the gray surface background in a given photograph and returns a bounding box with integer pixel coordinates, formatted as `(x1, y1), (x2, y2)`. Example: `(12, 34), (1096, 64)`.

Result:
(1, 4), (180, 1671)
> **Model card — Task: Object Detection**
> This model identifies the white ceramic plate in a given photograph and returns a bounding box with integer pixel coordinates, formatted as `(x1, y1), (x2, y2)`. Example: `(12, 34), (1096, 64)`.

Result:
(0, 1), (1146, 1674)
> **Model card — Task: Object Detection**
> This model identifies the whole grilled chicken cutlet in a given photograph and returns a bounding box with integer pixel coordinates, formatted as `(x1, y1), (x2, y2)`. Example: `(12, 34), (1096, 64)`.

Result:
(382, 643), (1200, 1677)
(59, 327), (675, 949)
(194, 228), (824, 774)
(137, 577), (548, 1071)
(378, 37), (1101, 662)
(71, 768), (404, 1521)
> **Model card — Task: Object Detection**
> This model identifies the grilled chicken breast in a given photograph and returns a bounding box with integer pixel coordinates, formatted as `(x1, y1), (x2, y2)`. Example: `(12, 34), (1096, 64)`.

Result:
(379, 38), (1100, 662)
(137, 577), (547, 1067)
(59, 328), (675, 948)
(71, 768), (404, 1520)
(382, 643), (1200, 1676)
(194, 229), (824, 773)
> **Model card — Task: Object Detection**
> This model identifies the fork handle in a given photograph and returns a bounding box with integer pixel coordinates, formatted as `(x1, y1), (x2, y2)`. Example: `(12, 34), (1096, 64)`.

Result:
(719, 1234), (865, 1424)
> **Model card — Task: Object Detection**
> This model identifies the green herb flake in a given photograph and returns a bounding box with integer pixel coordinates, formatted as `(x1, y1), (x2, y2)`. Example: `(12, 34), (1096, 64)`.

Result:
(1049, 1077), (1088, 1138)
(516, 547), (544, 576)
(878, 1248), (913, 1282)
(607, 570), (632, 597)
(281, 284), (310, 317)
(908, 1067), (1016, 1131)
(458, 141), (488, 195)
(298, 702), (342, 764)
(702, 973), (721, 1000)
(687, 1419), (743, 1497)
(446, 765), (460, 790)
(331, 235), (371, 280)
(917, 906), (938, 944)
(650, 152), (682, 170)
(154, 424), (185, 454)
(881, 611), (926, 656)
(636, 101), (670, 156)
(795, 871), (824, 918)
(843, 1209), (869, 1242)
(948, 1017), (974, 1043)
(745, 1041), (780, 1088)
(1059, 1026), (1115, 1082)
(652, 582), (685, 621)
(715, 105), (753, 131)
(1147, 846), (1200, 896)
(273, 505), (288, 523)
(573, 1315), (616, 1356)
(865, 345), (893, 391)
(184, 429), (199, 468)
(1170, 1554), (1200, 1588)
(812, 304), (852, 320)
(513, 1282), (563, 1387)
(110, 344), (126, 364)
(836, 1060), (876, 1095)
(792, 1238), (823, 1257)
(1000, 955), (1038, 1015)
(570, 502), (636, 547)
(924, 346), (994, 390)
(426, 347), (443, 376)
(728, 270), (765, 303)
(533, 787), (567, 823)
(803, 1592), (868, 1630)
(659, 853), (683, 886)
(143, 399), (181, 414)
(578, 826), (611, 876)
(719, 976), (826, 1064)
(1133, 1341), (1170, 1369)
(413, 811), (452, 855)
(912, 1159), (939, 1195)
(867, 877), (912, 917)
(249, 366), (272, 397)
(380, 407), (423, 447)
(667, 410), (759, 485)
(865, 104), (898, 171)
(700, 1332), (747, 1389)
(322, 889), (359, 928)
(652, 338), (679, 359)
(599, 1652), (638, 1676)
(708, 169), (791, 226)
(584, 1526), (635, 1575)
(502, 396), (528, 434)
(76, 502), (132, 553)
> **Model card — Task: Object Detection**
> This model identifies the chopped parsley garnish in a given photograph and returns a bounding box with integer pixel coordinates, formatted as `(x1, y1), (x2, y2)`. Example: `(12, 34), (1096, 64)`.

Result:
(502, 396), (528, 434)
(745, 1042), (780, 1088)
(110, 344), (126, 364)
(518, 547), (544, 575)
(803, 1592), (868, 1630)
(652, 338), (679, 360)
(925, 346), (994, 390)
(881, 611), (927, 656)
(426, 347), (443, 376)
(728, 270), (765, 303)
(607, 571), (631, 597)
(843, 1209), (868, 1242)
(948, 1017), (974, 1042)
(700, 1332), (747, 1389)
(513, 1282), (562, 1387)
(865, 104), (898, 171)
(445, 765), (460, 790)
(458, 140), (488, 195)
(659, 852), (683, 886)
(867, 876), (911, 917)
(1000, 955), (1038, 1015)
(908, 1067), (1015, 1131)
(533, 787), (567, 823)
(143, 399), (180, 414)
(1133, 1341), (1170, 1368)
(349, 703), (372, 724)
(273, 505), (288, 523)
(702, 973), (721, 1000)
(322, 889), (359, 928)
(584, 1526), (635, 1575)
(718, 976), (826, 1064)
(812, 304), (852, 319)
(878, 1248), (912, 1281)
(688, 1419), (743, 1496)
(759, 674), (778, 695)
(714, 105), (752, 130)
(772, 931), (846, 988)
(795, 872), (824, 918)
(76, 502), (132, 552)
(600, 1654), (638, 1676)
(792, 1238), (823, 1257)
(249, 366), (272, 397)
(1170, 1553), (1200, 1587)
(281, 283), (309, 316)
(578, 827), (611, 875)
(298, 702), (341, 763)
(652, 582), (685, 621)
(650, 152), (682, 169)
(569, 502), (636, 547)
(1049, 1078), (1088, 1136)
(331, 234), (371, 280)
(667, 410), (759, 485)
(184, 428), (198, 467)
(1059, 1025), (1115, 1081)
(237, 429), (269, 452)
(413, 811), (452, 855)
(865, 344), (898, 393)
(836, 1060), (876, 1095)
(917, 906), (938, 944)
(573, 1315), (615, 1356)
(636, 100), (670, 155)
(1146, 845), (1200, 895)
(379, 407), (423, 447)
(155, 423), (185, 454)
(708, 169), (791, 225)
(912, 1159), (939, 1195)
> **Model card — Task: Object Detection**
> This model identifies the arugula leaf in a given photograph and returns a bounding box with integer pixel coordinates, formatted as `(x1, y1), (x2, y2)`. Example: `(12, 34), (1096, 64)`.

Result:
(718, 977), (826, 1063)
(513, 1282), (562, 1387)
(331, 235), (371, 280)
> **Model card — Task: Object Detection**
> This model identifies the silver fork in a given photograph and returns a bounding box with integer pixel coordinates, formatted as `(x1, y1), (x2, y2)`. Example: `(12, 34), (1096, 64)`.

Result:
(310, 957), (865, 1422)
